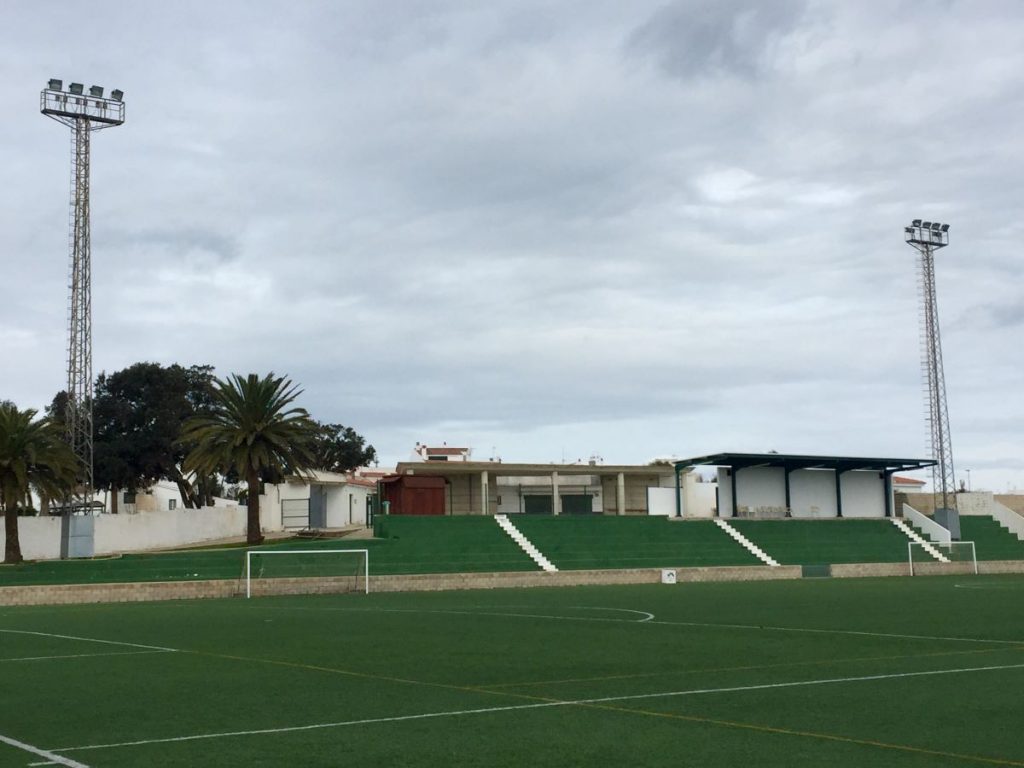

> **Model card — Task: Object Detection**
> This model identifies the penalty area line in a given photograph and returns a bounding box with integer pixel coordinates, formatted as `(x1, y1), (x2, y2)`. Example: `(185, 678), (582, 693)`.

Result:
(54, 661), (1024, 755)
(0, 628), (178, 653)
(0, 733), (90, 768)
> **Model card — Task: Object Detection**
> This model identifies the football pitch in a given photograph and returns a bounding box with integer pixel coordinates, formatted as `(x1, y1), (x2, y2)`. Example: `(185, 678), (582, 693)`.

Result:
(1, 576), (1023, 767)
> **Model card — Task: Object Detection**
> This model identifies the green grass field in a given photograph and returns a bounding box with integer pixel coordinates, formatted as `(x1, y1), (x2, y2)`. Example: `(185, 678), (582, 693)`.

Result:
(2, 575), (1024, 767)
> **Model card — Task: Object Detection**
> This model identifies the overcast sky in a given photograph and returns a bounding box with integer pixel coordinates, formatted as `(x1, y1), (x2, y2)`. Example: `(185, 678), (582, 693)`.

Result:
(2, 1), (1022, 490)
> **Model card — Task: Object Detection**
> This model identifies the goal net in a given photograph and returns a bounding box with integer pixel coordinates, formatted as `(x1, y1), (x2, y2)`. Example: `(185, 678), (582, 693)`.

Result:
(245, 549), (369, 598)
(908, 541), (977, 576)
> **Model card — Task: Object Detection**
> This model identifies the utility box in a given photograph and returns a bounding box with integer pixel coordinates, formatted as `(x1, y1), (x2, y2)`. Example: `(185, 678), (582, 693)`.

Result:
(60, 513), (95, 559)
(934, 507), (962, 540)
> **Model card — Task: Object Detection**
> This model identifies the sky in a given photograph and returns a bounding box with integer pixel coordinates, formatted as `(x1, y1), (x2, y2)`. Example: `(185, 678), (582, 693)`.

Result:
(1, 0), (1022, 491)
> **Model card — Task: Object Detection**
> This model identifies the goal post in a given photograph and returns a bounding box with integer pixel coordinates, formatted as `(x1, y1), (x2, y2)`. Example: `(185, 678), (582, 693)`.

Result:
(245, 549), (369, 598)
(908, 541), (978, 576)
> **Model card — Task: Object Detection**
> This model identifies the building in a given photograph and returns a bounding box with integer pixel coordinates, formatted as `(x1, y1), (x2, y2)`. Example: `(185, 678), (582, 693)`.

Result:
(379, 460), (715, 516)
(261, 470), (374, 530)
(412, 443), (473, 462)
(673, 453), (937, 518)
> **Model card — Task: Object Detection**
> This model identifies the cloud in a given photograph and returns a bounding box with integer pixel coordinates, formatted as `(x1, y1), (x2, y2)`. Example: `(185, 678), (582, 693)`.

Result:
(0, 0), (1022, 490)
(627, 0), (807, 79)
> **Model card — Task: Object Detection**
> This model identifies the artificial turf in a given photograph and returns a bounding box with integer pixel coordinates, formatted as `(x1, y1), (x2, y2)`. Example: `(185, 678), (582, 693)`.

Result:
(511, 517), (760, 569)
(0, 517), (537, 587)
(729, 519), (912, 565)
(1, 575), (1023, 767)
(957, 517), (1024, 560)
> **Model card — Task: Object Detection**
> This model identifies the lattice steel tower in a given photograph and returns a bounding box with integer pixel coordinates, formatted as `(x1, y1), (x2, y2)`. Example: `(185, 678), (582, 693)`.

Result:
(904, 220), (956, 513)
(40, 79), (125, 509)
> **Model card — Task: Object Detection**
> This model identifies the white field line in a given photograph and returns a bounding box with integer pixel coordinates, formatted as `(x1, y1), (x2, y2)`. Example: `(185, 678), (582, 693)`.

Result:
(569, 607), (655, 622)
(0, 733), (90, 768)
(0, 650), (171, 663)
(259, 605), (1024, 646)
(0, 628), (178, 653)
(54, 661), (1024, 755)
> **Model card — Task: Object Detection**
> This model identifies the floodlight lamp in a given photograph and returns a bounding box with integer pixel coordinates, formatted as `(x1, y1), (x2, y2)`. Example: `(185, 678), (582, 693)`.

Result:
(110, 89), (123, 101)
(912, 219), (922, 227)
(48, 78), (62, 91)
(905, 227), (914, 234)
(941, 223), (949, 232)
(931, 222), (941, 231)
(922, 221), (932, 228)
(89, 85), (103, 98)
(69, 82), (84, 95)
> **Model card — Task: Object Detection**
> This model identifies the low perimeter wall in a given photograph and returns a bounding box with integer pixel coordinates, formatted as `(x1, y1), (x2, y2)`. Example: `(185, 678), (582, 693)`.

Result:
(0, 507), (251, 560)
(4, 561), (1024, 607)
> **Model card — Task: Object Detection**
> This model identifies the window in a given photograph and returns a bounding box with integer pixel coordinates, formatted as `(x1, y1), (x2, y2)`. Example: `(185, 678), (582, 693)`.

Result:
(168, 499), (177, 511)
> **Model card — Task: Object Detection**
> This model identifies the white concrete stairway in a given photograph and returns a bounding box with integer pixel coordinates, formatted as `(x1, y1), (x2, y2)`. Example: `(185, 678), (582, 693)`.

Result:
(494, 514), (558, 572)
(892, 518), (950, 563)
(714, 519), (779, 567)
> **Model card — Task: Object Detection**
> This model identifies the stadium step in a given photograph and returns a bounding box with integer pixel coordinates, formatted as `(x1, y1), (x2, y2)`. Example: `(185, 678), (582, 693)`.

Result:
(891, 518), (950, 562)
(714, 519), (780, 566)
(494, 515), (558, 572)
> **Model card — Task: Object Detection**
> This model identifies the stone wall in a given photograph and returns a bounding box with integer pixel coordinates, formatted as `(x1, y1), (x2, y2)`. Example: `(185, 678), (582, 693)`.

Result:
(3, 561), (1023, 608)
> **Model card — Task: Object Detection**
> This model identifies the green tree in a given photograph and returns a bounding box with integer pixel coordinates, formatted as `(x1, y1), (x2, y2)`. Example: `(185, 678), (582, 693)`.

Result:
(310, 422), (377, 474)
(181, 373), (318, 545)
(85, 363), (217, 511)
(0, 404), (77, 563)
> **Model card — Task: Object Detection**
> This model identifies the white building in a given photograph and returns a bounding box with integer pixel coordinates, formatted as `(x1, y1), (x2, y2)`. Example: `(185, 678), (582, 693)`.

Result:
(675, 453), (937, 518)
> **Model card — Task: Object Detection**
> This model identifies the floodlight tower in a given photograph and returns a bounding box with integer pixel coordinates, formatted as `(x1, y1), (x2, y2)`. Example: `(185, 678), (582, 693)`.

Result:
(40, 79), (125, 509)
(904, 220), (956, 514)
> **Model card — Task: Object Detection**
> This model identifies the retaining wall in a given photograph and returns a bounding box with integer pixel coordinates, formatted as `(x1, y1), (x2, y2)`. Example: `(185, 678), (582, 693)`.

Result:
(4, 560), (1023, 607)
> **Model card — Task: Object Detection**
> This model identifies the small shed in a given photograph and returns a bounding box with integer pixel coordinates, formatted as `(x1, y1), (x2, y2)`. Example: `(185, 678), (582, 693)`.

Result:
(379, 475), (446, 516)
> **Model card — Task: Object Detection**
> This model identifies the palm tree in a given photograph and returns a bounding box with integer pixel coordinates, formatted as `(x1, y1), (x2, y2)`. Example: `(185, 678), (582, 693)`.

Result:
(0, 404), (77, 564)
(181, 373), (318, 545)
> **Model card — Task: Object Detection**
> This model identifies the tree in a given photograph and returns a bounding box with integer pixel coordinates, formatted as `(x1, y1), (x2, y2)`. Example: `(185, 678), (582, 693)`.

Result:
(0, 404), (76, 563)
(85, 363), (217, 511)
(181, 373), (318, 545)
(310, 422), (376, 473)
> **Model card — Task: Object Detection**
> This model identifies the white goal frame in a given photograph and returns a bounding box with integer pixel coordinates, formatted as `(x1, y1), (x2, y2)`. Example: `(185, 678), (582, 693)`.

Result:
(245, 549), (369, 598)
(907, 540), (978, 576)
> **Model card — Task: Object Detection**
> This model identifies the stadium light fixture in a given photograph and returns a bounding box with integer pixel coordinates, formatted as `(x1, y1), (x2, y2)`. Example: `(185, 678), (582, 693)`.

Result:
(48, 78), (62, 91)
(69, 82), (84, 95)
(941, 223), (949, 232)
(89, 85), (104, 98)
(110, 89), (123, 101)
(912, 219), (922, 226)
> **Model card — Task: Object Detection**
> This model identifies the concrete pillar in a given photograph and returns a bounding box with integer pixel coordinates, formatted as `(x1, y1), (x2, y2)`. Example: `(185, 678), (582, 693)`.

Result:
(552, 471), (561, 516)
(616, 473), (626, 516)
(481, 471), (489, 515)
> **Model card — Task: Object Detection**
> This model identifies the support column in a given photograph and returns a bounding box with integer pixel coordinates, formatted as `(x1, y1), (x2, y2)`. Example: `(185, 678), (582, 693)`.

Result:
(784, 467), (793, 517)
(480, 471), (489, 515)
(730, 467), (739, 518)
(883, 471), (894, 518)
(835, 469), (844, 518)
(616, 472), (626, 516)
(552, 471), (561, 516)
(674, 466), (682, 518)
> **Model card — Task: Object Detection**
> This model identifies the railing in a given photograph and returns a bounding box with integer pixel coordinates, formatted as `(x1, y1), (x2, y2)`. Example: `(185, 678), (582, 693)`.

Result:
(902, 504), (951, 544)
(992, 502), (1024, 542)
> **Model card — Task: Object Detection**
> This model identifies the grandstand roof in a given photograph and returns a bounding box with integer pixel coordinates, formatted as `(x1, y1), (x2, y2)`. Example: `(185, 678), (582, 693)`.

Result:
(673, 453), (936, 474)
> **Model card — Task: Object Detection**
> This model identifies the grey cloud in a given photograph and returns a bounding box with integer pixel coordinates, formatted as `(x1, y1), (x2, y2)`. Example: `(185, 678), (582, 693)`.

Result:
(626, 0), (807, 79)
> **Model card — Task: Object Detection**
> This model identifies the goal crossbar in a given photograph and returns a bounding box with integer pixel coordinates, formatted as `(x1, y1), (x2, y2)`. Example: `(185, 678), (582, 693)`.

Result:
(245, 549), (369, 598)
(907, 540), (977, 576)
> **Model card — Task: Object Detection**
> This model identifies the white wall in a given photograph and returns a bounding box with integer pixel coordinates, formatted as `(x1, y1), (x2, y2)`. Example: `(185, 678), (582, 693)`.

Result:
(1, 507), (252, 561)
(0, 516), (64, 560)
(94, 507), (248, 555)
(736, 467), (786, 513)
(325, 485), (370, 527)
(839, 471), (886, 518)
(789, 469), (838, 518)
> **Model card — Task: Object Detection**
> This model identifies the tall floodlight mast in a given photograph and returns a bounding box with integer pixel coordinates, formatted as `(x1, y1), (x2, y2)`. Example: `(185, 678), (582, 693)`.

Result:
(40, 80), (125, 510)
(904, 220), (956, 514)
